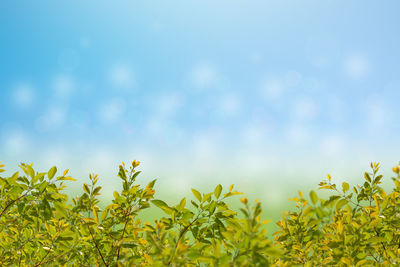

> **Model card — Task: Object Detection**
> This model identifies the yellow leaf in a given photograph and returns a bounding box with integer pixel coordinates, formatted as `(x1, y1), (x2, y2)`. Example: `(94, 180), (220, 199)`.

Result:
(370, 211), (379, 218)
(261, 219), (271, 226)
(83, 184), (90, 194)
(337, 221), (343, 234)
(373, 195), (380, 210)
(45, 222), (50, 232)
(132, 160), (140, 168)
(393, 166), (399, 173)
(63, 176), (76, 181)
(93, 207), (99, 224)
(309, 190), (318, 205)
(319, 186), (332, 190)
(341, 257), (352, 265)
(369, 219), (379, 227)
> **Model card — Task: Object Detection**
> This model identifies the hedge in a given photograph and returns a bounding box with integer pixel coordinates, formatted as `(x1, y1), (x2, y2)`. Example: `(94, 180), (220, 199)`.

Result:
(0, 160), (399, 266)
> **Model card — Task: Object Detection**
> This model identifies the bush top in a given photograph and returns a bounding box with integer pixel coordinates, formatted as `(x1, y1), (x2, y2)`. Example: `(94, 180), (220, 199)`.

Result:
(0, 160), (400, 266)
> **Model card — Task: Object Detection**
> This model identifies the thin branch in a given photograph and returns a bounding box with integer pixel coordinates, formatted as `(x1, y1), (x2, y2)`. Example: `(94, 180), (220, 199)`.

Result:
(85, 222), (108, 266)
(116, 209), (132, 264)
(0, 189), (31, 218)
(37, 239), (80, 266)
(374, 226), (387, 257)
(34, 247), (52, 267)
(168, 213), (202, 266)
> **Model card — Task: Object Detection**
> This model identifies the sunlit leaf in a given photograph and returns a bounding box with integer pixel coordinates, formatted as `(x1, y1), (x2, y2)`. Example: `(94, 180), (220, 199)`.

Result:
(83, 184), (90, 194)
(342, 182), (349, 193)
(214, 184), (222, 199)
(192, 188), (202, 202)
(48, 166), (57, 180)
(309, 190), (318, 205)
(336, 199), (348, 211)
(151, 199), (169, 209)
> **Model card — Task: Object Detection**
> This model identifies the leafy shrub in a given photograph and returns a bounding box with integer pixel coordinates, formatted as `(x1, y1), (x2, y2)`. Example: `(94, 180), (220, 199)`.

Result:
(275, 162), (400, 266)
(0, 160), (399, 266)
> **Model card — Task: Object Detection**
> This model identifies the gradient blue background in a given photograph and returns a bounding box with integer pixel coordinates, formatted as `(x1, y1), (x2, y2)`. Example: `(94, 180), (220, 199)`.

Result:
(1, 1), (399, 210)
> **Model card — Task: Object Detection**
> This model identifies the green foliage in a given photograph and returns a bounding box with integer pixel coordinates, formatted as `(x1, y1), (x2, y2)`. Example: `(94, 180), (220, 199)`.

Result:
(275, 162), (400, 266)
(1, 160), (400, 266)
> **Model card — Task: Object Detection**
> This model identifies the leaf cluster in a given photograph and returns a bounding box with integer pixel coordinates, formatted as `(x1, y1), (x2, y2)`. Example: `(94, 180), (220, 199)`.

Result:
(0, 160), (276, 266)
(274, 162), (400, 266)
(1, 160), (400, 266)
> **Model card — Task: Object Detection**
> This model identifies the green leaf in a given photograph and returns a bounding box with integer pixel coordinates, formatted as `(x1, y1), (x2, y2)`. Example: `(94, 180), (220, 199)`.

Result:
(335, 199), (348, 211)
(373, 175), (383, 184)
(38, 181), (48, 194)
(214, 184), (222, 199)
(192, 188), (202, 202)
(309, 190), (318, 205)
(48, 166), (57, 180)
(26, 164), (35, 178)
(163, 207), (175, 215)
(353, 186), (358, 194)
(264, 247), (282, 257)
(240, 208), (249, 217)
(342, 182), (349, 193)
(178, 197), (186, 212)
(92, 186), (102, 195)
(118, 165), (127, 180)
(356, 252), (367, 259)
(31, 172), (45, 184)
(128, 186), (138, 195)
(209, 201), (217, 214)
(191, 200), (199, 208)
(122, 243), (137, 248)
(54, 202), (67, 217)
(83, 184), (90, 194)
(364, 172), (371, 183)
(100, 208), (109, 221)
(151, 199), (169, 209)
(203, 192), (212, 202)
(131, 171), (141, 181)
(369, 236), (386, 243)
(147, 179), (156, 189)
(10, 172), (19, 183)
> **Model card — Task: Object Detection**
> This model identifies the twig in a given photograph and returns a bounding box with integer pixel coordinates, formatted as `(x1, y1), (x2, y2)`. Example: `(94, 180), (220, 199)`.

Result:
(0, 189), (31, 218)
(34, 246), (52, 267)
(85, 222), (108, 266)
(116, 209), (132, 264)
(168, 213), (202, 266)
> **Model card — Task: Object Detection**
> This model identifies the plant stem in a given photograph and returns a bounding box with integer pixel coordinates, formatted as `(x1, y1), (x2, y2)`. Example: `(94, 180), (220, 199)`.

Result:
(85, 221), (108, 266)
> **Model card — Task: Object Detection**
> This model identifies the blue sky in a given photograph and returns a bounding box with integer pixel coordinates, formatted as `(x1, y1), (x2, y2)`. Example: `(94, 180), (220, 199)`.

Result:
(1, 0), (400, 202)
